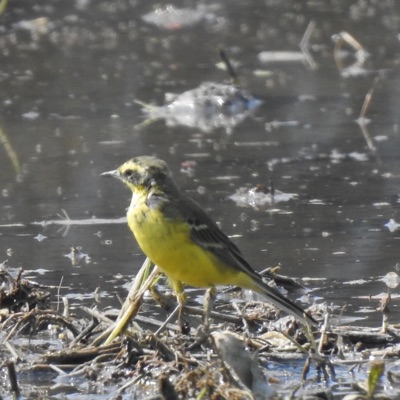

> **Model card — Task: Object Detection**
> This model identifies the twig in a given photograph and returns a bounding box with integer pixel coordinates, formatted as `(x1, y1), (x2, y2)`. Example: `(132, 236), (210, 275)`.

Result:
(62, 296), (69, 318)
(104, 261), (160, 344)
(300, 20), (317, 70)
(232, 302), (250, 336)
(146, 333), (176, 362)
(359, 75), (381, 120)
(80, 306), (115, 325)
(355, 74), (384, 153)
(48, 364), (68, 375)
(183, 305), (242, 325)
(219, 49), (240, 86)
(56, 276), (64, 313)
(4, 341), (20, 362)
(6, 360), (20, 398)
(117, 374), (144, 393)
(333, 31), (368, 71)
(41, 342), (121, 365)
(155, 305), (180, 336)
(69, 317), (100, 348)
(318, 312), (330, 354)
(0, 126), (21, 176)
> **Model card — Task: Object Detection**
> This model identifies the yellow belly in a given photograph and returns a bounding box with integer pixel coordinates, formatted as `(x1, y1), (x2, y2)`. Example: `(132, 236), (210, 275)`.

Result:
(127, 205), (247, 288)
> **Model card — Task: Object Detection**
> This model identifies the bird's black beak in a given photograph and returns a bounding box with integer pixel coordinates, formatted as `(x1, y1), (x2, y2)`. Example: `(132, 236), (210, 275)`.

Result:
(100, 169), (120, 179)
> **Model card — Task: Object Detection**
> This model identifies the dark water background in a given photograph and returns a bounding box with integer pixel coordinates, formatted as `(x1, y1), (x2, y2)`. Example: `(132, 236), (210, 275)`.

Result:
(1, 1), (400, 334)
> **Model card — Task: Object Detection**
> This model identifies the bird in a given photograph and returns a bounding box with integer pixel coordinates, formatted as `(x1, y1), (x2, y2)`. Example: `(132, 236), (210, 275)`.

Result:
(101, 156), (317, 327)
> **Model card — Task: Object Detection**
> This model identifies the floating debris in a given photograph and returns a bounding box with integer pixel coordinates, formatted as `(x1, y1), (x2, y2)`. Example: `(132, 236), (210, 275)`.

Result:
(229, 185), (297, 208)
(33, 233), (47, 242)
(385, 219), (400, 233)
(21, 111), (40, 120)
(142, 5), (211, 30)
(138, 82), (262, 133)
(258, 20), (317, 70)
(12, 17), (51, 37)
(384, 272), (400, 289)
(258, 51), (307, 63)
(265, 120), (300, 131)
(0, 209), (128, 240)
(0, 125), (22, 177)
(348, 151), (369, 161)
(64, 246), (91, 267)
(332, 31), (370, 78)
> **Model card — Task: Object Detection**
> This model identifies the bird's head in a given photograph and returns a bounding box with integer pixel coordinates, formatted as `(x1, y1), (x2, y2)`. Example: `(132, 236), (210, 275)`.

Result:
(101, 156), (174, 194)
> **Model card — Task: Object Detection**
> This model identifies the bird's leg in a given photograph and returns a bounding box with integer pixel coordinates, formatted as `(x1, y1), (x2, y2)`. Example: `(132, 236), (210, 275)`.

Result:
(203, 286), (217, 332)
(190, 287), (217, 348)
(171, 280), (189, 334)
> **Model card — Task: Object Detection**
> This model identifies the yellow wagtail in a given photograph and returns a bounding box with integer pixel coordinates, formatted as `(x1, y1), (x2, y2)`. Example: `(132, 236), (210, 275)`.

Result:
(101, 156), (317, 326)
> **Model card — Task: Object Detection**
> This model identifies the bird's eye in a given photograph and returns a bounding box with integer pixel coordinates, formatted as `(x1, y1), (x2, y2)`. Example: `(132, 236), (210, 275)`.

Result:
(124, 169), (134, 178)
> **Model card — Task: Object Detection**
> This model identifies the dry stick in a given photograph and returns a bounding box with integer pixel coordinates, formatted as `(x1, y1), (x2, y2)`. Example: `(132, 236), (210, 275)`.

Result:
(36, 313), (81, 337)
(0, 126), (21, 176)
(56, 276), (64, 313)
(333, 31), (367, 71)
(330, 328), (396, 344)
(1, 312), (33, 332)
(21, 364), (77, 373)
(356, 74), (383, 152)
(183, 305), (242, 325)
(42, 342), (121, 365)
(6, 360), (20, 399)
(140, 302), (246, 334)
(155, 305), (180, 336)
(301, 357), (311, 382)
(90, 260), (156, 346)
(117, 374), (145, 394)
(69, 317), (100, 348)
(127, 313), (180, 333)
(119, 257), (156, 317)
(309, 319), (336, 382)
(146, 333), (176, 361)
(279, 330), (309, 354)
(300, 20), (317, 70)
(359, 75), (381, 119)
(379, 292), (391, 334)
(232, 302), (250, 336)
(80, 306), (115, 325)
(48, 364), (68, 375)
(62, 296), (69, 318)
(4, 341), (20, 361)
(3, 320), (30, 343)
(317, 312), (330, 355)
(104, 261), (160, 345)
(219, 49), (239, 86)
(90, 322), (119, 347)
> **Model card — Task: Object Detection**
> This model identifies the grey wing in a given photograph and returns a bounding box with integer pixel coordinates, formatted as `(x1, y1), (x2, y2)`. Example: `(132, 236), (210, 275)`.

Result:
(176, 197), (260, 279)
(173, 197), (317, 326)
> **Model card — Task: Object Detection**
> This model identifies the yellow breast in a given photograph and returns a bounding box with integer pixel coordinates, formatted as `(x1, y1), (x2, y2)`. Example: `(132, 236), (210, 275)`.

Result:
(126, 196), (247, 289)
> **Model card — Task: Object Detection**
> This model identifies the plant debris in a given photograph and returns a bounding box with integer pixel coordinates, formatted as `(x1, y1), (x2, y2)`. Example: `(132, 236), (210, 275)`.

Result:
(0, 266), (400, 399)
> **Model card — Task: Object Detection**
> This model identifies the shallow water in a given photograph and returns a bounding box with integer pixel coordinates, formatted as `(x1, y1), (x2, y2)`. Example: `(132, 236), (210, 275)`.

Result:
(2, 0), (400, 323)
(1, 0), (400, 396)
